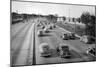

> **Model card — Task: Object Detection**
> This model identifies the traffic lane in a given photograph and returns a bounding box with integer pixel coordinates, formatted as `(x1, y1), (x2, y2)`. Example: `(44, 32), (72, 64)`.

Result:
(48, 30), (88, 62)
(11, 21), (34, 65)
(35, 25), (84, 64)
(15, 23), (35, 65)
(51, 26), (95, 61)
(11, 19), (35, 51)
(35, 24), (95, 65)
(50, 27), (95, 62)
(11, 22), (32, 65)
(11, 22), (32, 52)
(35, 25), (64, 64)
(52, 27), (87, 53)
(54, 26), (95, 52)
(35, 27), (84, 65)
(11, 21), (29, 38)
(11, 23), (30, 46)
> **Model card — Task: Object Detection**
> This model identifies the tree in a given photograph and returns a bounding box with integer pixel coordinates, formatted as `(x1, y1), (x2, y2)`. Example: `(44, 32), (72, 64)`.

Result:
(80, 12), (96, 37)
(81, 12), (91, 24)
(47, 14), (57, 23)
(77, 18), (81, 23)
(62, 16), (66, 21)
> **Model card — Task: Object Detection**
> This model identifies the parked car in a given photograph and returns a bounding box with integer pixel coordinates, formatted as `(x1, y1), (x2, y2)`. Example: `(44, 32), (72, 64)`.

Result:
(39, 43), (51, 57)
(56, 44), (71, 58)
(69, 32), (76, 39)
(51, 24), (56, 29)
(61, 33), (69, 40)
(86, 46), (96, 57)
(37, 30), (44, 36)
(61, 32), (75, 40)
(80, 35), (95, 44)
(44, 27), (49, 33)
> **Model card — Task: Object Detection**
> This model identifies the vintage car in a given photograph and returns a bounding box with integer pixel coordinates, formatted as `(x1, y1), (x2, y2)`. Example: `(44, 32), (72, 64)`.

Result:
(80, 35), (95, 44)
(49, 24), (56, 29)
(61, 32), (75, 40)
(86, 46), (96, 57)
(61, 33), (69, 40)
(44, 27), (49, 33)
(37, 30), (44, 36)
(39, 43), (51, 57)
(69, 32), (76, 39)
(56, 44), (71, 58)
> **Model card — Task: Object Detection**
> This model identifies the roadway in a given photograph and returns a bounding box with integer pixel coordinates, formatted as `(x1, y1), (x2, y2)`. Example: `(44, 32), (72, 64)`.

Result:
(11, 18), (95, 66)
(35, 18), (95, 65)
(11, 19), (35, 66)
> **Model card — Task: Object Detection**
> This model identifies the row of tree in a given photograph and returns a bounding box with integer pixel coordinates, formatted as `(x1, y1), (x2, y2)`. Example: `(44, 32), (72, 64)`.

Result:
(60, 12), (96, 37)
(80, 12), (96, 37)
(49, 12), (96, 37)
(11, 12), (96, 38)
(11, 12), (39, 24)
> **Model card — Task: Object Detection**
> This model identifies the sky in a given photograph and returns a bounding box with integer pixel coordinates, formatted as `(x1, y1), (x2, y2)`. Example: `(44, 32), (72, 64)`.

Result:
(12, 1), (95, 18)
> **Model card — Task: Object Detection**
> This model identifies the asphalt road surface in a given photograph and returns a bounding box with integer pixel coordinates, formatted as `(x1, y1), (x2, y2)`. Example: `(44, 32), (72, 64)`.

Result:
(11, 18), (95, 66)
(35, 19), (95, 65)
(11, 19), (35, 66)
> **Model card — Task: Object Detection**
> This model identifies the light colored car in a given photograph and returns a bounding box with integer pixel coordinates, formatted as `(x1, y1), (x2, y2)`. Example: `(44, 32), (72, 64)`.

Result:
(56, 44), (71, 58)
(61, 33), (69, 40)
(80, 35), (95, 44)
(44, 27), (49, 33)
(39, 43), (51, 57)
(86, 46), (96, 57)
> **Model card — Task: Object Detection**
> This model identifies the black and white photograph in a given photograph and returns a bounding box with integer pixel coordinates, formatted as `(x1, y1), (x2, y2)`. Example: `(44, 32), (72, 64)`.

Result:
(11, 0), (96, 66)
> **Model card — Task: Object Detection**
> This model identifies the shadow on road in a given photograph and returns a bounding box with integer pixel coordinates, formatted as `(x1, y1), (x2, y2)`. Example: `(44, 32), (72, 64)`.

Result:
(39, 34), (52, 37)
(42, 49), (83, 59)
(70, 50), (82, 59)
(41, 49), (86, 59)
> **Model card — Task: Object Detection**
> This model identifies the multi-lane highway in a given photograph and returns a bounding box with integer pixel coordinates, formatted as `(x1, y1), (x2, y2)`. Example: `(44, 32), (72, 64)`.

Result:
(11, 18), (95, 66)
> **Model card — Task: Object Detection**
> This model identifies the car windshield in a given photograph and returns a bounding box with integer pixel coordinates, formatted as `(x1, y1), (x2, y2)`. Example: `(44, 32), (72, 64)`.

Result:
(62, 46), (69, 51)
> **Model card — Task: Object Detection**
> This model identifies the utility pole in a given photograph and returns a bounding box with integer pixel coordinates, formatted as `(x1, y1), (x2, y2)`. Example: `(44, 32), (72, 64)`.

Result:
(69, 8), (70, 22)
(75, 18), (76, 34)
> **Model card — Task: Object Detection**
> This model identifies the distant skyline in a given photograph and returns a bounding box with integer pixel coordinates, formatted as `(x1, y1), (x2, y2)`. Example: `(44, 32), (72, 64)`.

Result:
(12, 1), (95, 18)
